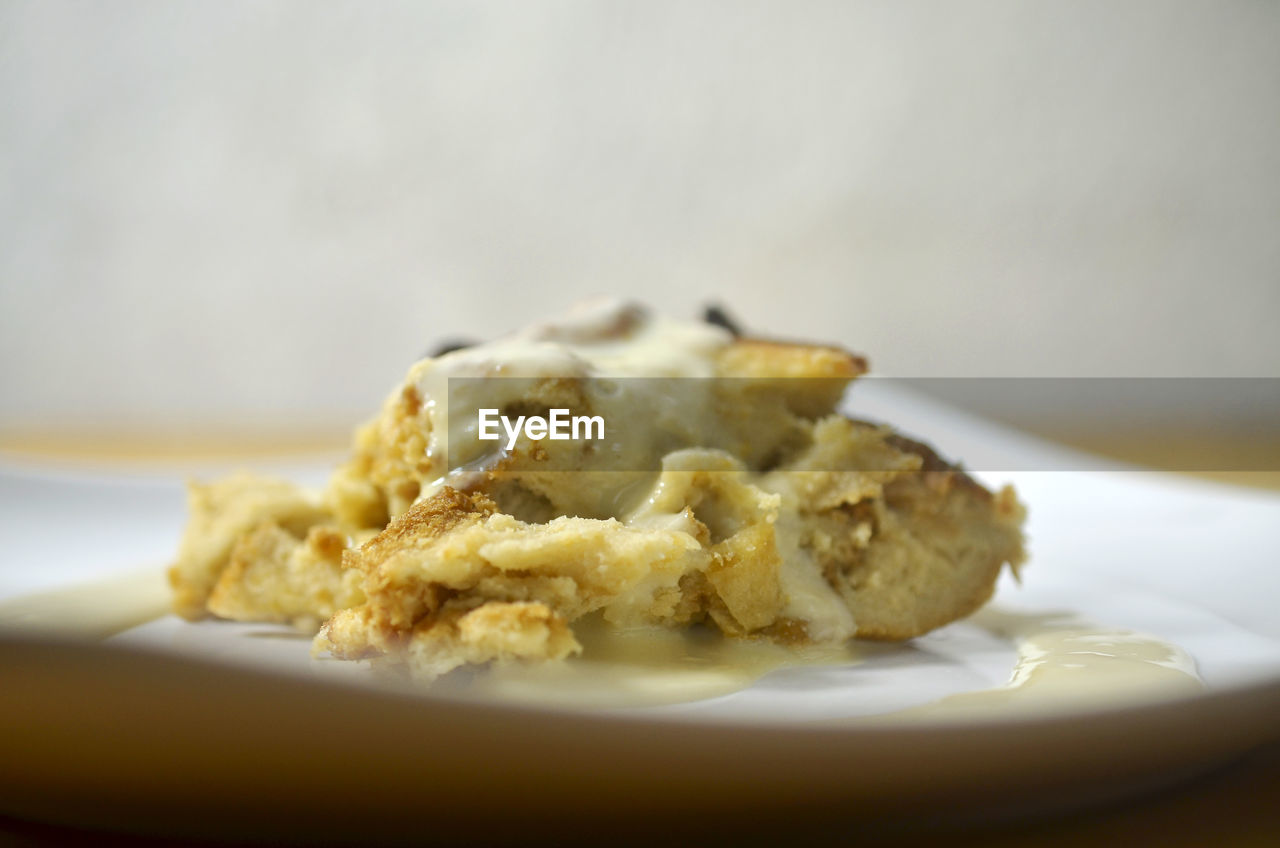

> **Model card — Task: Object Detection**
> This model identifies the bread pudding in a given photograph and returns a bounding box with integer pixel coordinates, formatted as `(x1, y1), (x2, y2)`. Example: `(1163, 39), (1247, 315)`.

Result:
(169, 301), (1026, 679)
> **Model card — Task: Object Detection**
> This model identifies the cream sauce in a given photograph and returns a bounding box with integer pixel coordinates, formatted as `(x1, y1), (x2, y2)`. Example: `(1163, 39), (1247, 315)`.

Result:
(390, 606), (1204, 714)
(1, 572), (1206, 717)
(424, 614), (862, 708)
(762, 473), (857, 641)
(0, 568), (170, 640)
(421, 607), (1203, 714)
(878, 607), (1204, 721)
(412, 298), (730, 492)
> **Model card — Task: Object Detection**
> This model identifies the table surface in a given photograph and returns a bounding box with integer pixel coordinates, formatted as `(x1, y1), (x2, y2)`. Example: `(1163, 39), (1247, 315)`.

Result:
(1, 741), (1277, 847)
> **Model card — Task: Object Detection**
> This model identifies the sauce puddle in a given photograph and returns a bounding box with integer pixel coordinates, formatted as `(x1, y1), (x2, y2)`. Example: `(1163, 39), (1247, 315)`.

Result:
(0, 568), (170, 640)
(423, 608), (1205, 715)
(1, 571), (1207, 718)
(424, 614), (864, 708)
(871, 607), (1205, 721)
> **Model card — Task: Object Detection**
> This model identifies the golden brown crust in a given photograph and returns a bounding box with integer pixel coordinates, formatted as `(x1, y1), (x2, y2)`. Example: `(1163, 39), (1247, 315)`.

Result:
(346, 487), (496, 578)
(717, 337), (869, 380)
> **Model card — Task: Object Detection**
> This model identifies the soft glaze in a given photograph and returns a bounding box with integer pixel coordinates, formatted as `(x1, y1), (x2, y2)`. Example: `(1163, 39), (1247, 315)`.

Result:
(877, 607), (1205, 721)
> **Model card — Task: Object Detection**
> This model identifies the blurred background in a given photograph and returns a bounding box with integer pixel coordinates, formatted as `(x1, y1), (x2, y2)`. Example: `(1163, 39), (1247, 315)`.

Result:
(1, 1), (1277, 454)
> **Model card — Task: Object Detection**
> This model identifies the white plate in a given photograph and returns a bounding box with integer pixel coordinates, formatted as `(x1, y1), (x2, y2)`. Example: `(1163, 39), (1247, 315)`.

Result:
(2, 386), (1278, 841)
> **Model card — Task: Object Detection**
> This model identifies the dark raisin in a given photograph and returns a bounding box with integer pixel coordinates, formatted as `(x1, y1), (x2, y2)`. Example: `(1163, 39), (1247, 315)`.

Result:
(702, 304), (743, 337)
(425, 338), (477, 358)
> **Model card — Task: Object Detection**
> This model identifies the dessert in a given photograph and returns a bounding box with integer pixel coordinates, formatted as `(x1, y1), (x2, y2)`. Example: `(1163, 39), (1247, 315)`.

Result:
(169, 301), (1026, 678)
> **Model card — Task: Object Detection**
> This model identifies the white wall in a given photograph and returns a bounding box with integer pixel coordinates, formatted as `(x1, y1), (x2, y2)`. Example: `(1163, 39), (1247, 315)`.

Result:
(2, 1), (1277, 436)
